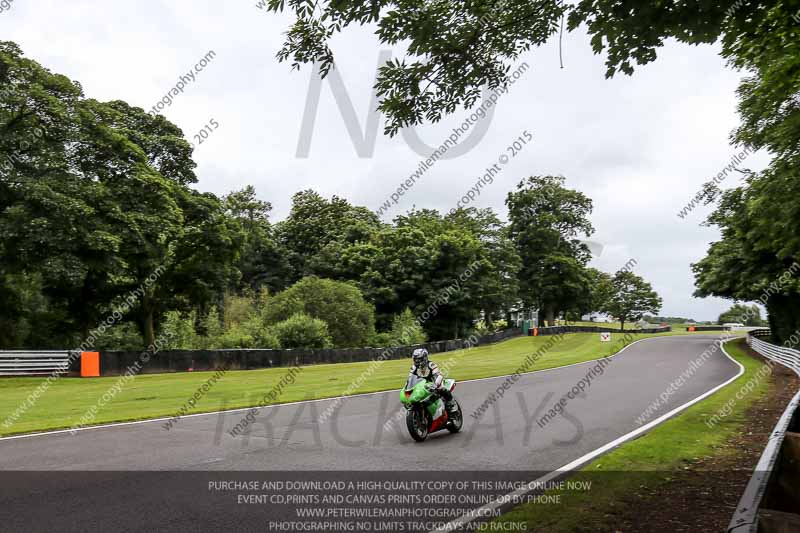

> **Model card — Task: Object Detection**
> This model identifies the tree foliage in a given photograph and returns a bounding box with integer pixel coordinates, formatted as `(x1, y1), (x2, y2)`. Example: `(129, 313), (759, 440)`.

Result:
(276, 190), (382, 283)
(602, 270), (662, 331)
(0, 42), (238, 348)
(506, 175), (594, 324)
(262, 1), (776, 134)
(718, 304), (764, 326)
(692, 2), (800, 344)
(263, 276), (376, 348)
(263, 0), (566, 135)
(271, 312), (333, 349)
(223, 186), (290, 293)
(389, 308), (428, 346)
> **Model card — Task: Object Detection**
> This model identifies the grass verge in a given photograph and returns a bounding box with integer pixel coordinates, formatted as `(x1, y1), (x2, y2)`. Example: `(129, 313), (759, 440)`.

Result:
(483, 338), (769, 532)
(0, 329), (713, 437)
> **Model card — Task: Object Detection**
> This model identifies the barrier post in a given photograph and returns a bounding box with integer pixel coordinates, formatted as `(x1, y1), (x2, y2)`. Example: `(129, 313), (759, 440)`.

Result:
(80, 352), (100, 377)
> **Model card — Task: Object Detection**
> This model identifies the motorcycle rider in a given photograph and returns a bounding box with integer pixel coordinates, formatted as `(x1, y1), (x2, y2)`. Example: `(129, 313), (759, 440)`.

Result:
(409, 348), (457, 412)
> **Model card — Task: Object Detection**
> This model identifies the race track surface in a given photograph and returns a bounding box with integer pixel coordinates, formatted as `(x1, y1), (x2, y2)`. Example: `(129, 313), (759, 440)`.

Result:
(0, 334), (741, 531)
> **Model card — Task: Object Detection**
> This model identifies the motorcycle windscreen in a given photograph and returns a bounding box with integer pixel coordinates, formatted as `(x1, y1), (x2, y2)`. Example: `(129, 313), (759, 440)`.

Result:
(404, 374), (425, 391)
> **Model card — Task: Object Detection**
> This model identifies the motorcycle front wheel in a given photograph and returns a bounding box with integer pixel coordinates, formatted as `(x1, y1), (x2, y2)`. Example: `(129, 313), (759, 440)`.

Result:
(446, 399), (463, 433)
(406, 406), (429, 442)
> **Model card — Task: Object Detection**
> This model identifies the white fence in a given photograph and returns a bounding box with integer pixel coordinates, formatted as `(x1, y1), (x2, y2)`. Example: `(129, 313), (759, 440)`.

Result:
(728, 331), (800, 532)
(0, 351), (73, 376)
(748, 335), (800, 375)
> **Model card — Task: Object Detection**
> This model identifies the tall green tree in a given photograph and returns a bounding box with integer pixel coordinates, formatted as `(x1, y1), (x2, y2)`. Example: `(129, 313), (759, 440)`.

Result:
(223, 186), (291, 292)
(692, 184), (800, 342)
(75, 100), (240, 347)
(0, 43), (190, 345)
(1, 41), (102, 346)
(603, 270), (662, 331)
(693, 3), (800, 344)
(0, 42), (242, 348)
(276, 190), (382, 282)
(343, 208), (494, 339)
(573, 267), (614, 318)
(718, 304), (763, 326)
(87, 99), (197, 186)
(446, 207), (520, 327)
(145, 189), (243, 344)
(506, 175), (594, 325)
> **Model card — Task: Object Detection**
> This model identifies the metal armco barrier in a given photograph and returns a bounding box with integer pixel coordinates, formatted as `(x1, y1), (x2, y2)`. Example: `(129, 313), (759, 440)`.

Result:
(0, 351), (74, 376)
(728, 331), (800, 533)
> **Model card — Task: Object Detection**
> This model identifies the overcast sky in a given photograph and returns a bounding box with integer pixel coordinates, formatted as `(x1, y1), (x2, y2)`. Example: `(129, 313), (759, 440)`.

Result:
(1, 0), (768, 321)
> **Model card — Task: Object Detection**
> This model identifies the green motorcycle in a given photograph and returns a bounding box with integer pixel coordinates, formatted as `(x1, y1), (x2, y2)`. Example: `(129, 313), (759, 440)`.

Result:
(399, 374), (463, 442)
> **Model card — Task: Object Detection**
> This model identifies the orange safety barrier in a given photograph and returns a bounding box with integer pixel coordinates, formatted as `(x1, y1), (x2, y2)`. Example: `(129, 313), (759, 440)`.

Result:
(81, 351), (100, 377)
(533, 327), (538, 336)
(688, 326), (696, 332)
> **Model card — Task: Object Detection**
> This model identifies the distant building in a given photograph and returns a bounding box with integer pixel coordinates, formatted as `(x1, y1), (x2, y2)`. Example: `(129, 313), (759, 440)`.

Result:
(581, 312), (614, 323)
(509, 304), (538, 327)
(722, 322), (745, 329)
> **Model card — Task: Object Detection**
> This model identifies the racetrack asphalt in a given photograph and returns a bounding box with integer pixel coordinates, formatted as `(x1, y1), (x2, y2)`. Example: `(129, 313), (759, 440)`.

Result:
(0, 334), (741, 532)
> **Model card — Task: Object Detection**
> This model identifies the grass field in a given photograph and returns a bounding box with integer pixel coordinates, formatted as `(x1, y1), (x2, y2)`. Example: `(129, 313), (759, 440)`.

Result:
(565, 321), (642, 330)
(0, 329), (714, 437)
(483, 338), (768, 532)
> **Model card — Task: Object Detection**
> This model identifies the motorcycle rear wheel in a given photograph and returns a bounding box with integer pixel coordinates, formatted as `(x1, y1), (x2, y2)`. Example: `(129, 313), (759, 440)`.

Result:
(406, 406), (429, 442)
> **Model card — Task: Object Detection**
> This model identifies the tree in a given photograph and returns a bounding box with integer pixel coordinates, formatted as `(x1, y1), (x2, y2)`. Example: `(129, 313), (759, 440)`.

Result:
(261, 1), (768, 134)
(718, 304), (763, 326)
(276, 190), (382, 282)
(603, 270), (662, 331)
(692, 165), (800, 343)
(90, 102), (240, 346)
(506, 176), (594, 325)
(271, 313), (332, 349)
(445, 207), (520, 327)
(223, 186), (291, 292)
(263, 276), (376, 348)
(575, 268), (614, 318)
(0, 42), (242, 348)
(0, 42), (192, 346)
(389, 308), (427, 346)
(343, 208), (495, 339)
(88, 99), (197, 186)
(0, 41), (118, 346)
(693, 3), (800, 344)
(162, 189), (242, 314)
